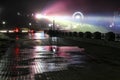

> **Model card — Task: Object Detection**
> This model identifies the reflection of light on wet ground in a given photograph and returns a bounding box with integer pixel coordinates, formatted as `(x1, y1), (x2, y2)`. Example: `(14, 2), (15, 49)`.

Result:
(32, 45), (68, 74)
(16, 35), (19, 40)
(34, 46), (46, 52)
(58, 46), (85, 52)
(55, 46), (86, 68)
(31, 45), (87, 74)
(0, 38), (87, 80)
(0, 45), (86, 72)
(33, 59), (68, 74)
(28, 32), (46, 39)
(0, 45), (33, 80)
(33, 46), (58, 53)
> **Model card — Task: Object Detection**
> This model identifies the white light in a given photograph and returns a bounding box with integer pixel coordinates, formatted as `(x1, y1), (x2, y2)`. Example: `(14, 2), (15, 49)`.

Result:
(75, 15), (81, 19)
(72, 11), (84, 19)
(34, 46), (46, 52)
(8, 30), (14, 33)
(73, 25), (77, 28)
(2, 21), (6, 24)
(109, 22), (114, 28)
(109, 25), (113, 28)
(0, 30), (7, 33)
(35, 13), (44, 19)
(22, 30), (29, 33)
(17, 12), (21, 16)
(48, 24), (53, 27)
(53, 48), (56, 53)
(32, 13), (34, 16)
(29, 23), (32, 26)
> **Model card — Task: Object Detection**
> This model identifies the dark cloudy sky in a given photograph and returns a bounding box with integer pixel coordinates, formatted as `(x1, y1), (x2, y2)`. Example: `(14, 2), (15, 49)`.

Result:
(0, 0), (120, 15)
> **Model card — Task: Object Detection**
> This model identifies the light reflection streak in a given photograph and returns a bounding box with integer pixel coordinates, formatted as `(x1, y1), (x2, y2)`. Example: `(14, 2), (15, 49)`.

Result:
(33, 59), (68, 74)
(58, 46), (85, 52)
(32, 45), (86, 74)
(28, 32), (46, 39)
(34, 46), (46, 52)
(34, 32), (45, 39)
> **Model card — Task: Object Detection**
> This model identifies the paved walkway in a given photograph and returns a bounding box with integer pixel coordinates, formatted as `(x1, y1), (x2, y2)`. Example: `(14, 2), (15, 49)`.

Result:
(0, 33), (120, 80)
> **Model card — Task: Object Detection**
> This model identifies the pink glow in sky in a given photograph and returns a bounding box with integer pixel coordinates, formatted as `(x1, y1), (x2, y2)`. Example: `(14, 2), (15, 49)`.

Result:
(42, 1), (69, 16)
(42, 0), (88, 16)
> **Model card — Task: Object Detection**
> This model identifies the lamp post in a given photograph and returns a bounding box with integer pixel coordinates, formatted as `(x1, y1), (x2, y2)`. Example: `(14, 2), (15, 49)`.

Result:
(52, 17), (55, 30)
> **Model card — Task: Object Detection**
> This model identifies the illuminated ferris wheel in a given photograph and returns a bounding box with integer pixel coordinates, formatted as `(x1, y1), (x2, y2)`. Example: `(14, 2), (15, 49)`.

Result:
(72, 11), (84, 20)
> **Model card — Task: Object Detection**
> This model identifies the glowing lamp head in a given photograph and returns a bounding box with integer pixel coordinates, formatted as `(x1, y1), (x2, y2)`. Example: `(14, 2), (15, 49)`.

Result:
(29, 23), (32, 26)
(2, 21), (6, 24)
(48, 24), (53, 27)
(35, 13), (44, 19)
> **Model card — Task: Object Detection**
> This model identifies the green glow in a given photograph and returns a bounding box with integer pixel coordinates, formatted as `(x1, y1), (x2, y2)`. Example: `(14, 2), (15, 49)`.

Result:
(49, 18), (108, 33)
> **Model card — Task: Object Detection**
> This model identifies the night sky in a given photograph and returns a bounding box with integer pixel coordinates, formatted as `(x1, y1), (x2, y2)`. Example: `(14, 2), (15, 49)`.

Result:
(0, 0), (120, 26)
(0, 0), (120, 14)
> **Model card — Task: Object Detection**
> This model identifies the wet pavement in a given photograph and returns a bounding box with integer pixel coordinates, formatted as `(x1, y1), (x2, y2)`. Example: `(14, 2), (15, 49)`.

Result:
(0, 32), (120, 80)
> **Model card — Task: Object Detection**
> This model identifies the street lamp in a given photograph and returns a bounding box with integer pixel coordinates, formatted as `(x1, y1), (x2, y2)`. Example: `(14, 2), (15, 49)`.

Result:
(2, 21), (6, 25)
(29, 23), (32, 26)
(2, 21), (6, 27)
(35, 13), (45, 19)
(48, 23), (53, 27)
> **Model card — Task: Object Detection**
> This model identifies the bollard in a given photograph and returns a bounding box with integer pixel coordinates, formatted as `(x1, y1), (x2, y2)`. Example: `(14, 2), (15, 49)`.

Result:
(84, 32), (92, 38)
(93, 32), (102, 39)
(105, 32), (115, 41)
(78, 32), (84, 38)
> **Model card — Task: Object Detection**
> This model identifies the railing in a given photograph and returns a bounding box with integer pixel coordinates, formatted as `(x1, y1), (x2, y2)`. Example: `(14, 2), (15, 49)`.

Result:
(46, 30), (120, 42)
